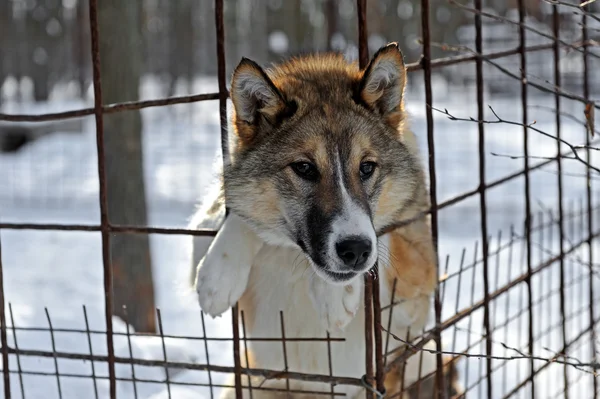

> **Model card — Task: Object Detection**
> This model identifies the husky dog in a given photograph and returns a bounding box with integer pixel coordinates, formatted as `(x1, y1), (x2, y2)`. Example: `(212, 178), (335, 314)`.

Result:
(188, 43), (462, 398)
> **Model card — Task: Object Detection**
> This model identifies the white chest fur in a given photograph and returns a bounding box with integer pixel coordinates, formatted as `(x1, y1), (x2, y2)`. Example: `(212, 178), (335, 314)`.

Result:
(191, 212), (433, 398)
(240, 244), (368, 396)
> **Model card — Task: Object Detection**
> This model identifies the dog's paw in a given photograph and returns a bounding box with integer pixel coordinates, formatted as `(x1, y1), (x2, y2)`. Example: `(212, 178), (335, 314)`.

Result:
(309, 276), (362, 333)
(194, 254), (249, 318)
(193, 213), (263, 318)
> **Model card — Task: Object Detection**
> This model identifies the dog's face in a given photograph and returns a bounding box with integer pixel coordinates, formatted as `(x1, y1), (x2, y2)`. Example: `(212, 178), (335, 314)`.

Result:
(224, 43), (422, 285)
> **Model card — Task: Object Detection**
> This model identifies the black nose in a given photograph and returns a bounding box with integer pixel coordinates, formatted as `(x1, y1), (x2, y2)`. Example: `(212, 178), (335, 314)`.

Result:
(335, 237), (372, 270)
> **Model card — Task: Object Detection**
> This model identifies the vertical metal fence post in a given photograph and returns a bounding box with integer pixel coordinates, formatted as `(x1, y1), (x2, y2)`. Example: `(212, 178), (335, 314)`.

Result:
(473, 0), (492, 397)
(87, 0), (116, 397)
(0, 238), (10, 399)
(213, 0), (242, 398)
(582, 3), (598, 398)
(356, 2), (376, 398)
(419, 0), (445, 397)
(516, 1), (536, 397)
(551, 4), (570, 397)
(372, 272), (384, 397)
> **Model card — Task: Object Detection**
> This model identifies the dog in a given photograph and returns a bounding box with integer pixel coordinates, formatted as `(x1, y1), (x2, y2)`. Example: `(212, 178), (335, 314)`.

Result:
(188, 43), (462, 398)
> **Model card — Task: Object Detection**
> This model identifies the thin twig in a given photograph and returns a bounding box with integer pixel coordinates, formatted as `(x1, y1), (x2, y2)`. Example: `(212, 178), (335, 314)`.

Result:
(447, 0), (600, 60)
(381, 326), (600, 373)
(431, 106), (600, 174)
(544, 0), (600, 24)
(429, 40), (600, 112)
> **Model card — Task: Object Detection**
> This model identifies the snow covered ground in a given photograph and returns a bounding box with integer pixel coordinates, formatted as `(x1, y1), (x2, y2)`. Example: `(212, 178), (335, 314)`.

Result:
(1, 75), (599, 398)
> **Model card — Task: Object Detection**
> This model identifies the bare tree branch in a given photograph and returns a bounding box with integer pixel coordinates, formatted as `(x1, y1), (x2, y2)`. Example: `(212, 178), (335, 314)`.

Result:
(431, 105), (600, 174)
(382, 325), (600, 372)
(447, 0), (600, 60)
(428, 40), (600, 112)
(544, 0), (600, 23)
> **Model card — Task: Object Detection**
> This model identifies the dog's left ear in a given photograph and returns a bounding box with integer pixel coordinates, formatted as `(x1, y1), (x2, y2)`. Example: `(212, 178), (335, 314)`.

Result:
(358, 42), (407, 128)
(230, 57), (289, 145)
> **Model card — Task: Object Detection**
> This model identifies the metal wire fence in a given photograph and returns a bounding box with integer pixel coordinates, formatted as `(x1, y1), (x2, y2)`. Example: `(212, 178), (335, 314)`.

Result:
(1, 0), (599, 398)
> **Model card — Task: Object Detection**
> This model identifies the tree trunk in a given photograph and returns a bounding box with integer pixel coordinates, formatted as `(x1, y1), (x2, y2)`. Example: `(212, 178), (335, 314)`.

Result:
(75, 0), (90, 98)
(25, 4), (50, 102)
(325, 0), (338, 51)
(168, 0), (194, 96)
(0, 1), (9, 90)
(197, 0), (216, 75)
(98, 0), (156, 333)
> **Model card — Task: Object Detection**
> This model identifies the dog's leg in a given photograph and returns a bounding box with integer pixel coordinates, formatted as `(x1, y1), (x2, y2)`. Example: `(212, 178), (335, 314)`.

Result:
(385, 342), (463, 399)
(308, 275), (363, 334)
(380, 215), (438, 330)
(377, 218), (464, 398)
(188, 182), (226, 286)
(195, 212), (264, 318)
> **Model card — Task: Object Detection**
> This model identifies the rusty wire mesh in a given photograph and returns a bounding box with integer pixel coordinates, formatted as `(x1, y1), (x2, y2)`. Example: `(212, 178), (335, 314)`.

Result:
(1, 0), (599, 398)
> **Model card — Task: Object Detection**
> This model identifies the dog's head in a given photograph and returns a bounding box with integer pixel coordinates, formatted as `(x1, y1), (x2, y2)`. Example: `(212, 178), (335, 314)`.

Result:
(224, 43), (423, 285)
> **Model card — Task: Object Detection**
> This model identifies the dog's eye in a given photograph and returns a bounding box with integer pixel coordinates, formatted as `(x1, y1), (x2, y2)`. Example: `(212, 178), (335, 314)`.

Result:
(291, 161), (319, 181)
(359, 161), (376, 181)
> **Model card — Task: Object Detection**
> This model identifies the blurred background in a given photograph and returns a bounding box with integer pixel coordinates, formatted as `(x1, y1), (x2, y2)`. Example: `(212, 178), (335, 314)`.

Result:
(1, 1), (599, 398)
(1, 0), (598, 103)
(1, 0), (599, 211)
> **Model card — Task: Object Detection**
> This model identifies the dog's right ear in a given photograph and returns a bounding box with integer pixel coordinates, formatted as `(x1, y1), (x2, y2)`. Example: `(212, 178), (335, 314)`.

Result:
(358, 42), (407, 129)
(230, 58), (287, 144)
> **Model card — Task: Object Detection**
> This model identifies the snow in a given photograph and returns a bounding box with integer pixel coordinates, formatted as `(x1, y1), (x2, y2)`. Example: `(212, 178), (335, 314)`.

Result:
(1, 74), (599, 398)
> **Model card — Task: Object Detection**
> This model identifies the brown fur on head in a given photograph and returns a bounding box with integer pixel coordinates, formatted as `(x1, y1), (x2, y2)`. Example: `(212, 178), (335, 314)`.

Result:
(224, 43), (427, 285)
